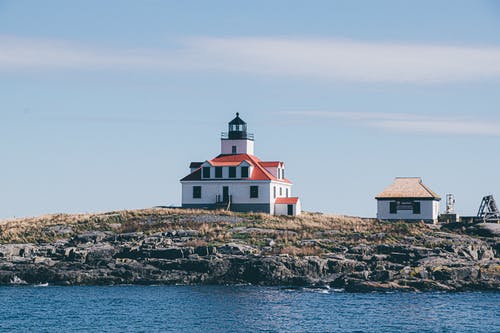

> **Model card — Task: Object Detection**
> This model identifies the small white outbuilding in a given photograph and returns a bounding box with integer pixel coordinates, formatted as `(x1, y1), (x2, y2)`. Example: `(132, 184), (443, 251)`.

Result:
(375, 177), (441, 223)
(274, 197), (301, 216)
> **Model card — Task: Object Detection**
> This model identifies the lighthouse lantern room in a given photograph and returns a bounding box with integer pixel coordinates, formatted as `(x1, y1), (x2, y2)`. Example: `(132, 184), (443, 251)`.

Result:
(220, 113), (254, 155)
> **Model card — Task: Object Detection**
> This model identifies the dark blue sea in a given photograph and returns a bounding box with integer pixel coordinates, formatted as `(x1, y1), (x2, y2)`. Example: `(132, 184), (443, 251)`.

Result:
(0, 286), (498, 333)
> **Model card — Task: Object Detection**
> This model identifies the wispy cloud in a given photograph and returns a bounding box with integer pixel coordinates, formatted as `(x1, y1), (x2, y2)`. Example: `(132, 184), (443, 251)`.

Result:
(286, 110), (500, 136)
(2, 35), (500, 83)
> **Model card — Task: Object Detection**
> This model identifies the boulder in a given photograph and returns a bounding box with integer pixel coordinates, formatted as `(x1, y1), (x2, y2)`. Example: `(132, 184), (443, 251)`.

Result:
(74, 231), (111, 244)
(217, 243), (257, 255)
(148, 248), (185, 259)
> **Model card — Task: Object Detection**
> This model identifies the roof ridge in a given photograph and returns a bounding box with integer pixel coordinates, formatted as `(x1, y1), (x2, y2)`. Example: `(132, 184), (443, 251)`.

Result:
(248, 155), (275, 180)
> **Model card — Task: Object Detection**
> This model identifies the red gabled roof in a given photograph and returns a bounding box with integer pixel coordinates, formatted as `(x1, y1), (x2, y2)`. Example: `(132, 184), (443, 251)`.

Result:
(180, 154), (292, 184)
(275, 197), (299, 204)
(260, 161), (281, 167)
(207, 161), (242, 166)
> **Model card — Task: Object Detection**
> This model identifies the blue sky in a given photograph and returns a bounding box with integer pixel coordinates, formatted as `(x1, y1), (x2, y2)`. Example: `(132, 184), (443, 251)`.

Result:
(1, 0), (500, 219)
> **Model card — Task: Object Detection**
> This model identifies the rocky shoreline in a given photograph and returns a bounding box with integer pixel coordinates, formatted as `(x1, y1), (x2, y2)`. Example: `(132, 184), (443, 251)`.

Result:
(0, 209), (498, 292)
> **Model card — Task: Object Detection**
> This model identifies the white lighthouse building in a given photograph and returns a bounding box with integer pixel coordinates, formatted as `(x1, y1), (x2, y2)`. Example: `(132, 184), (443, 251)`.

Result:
(180, 113), (301, 216)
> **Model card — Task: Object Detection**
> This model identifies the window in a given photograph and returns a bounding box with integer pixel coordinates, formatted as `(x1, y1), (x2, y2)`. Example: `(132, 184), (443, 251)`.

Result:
(229, 167), (236, 178)
(250, 186), (259, 198)
(389, 202), (397, 214)
(232, 146), (237, 154)
(202, 167), (210, 178)
(413, 202), (421, 214)
(282, 169), (285, 179)
(215, 167), (222, 178)
(193, 186), (201, 199)
(241, 166), (249, 178)
(286, 188), (289, 197)
(273, 186), (276, 199)
(277, 169), (281, 179)
(279, 187), (282, 196)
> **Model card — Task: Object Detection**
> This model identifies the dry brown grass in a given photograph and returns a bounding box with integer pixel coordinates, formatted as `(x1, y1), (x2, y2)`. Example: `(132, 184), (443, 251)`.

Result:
(0, 208), (206, 243)
(0, 208), (430, 245)
(279, 245), (324, 257)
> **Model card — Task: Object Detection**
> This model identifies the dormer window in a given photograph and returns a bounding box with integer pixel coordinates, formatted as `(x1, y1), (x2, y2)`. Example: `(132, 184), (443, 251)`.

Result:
(202, 167), (211, 178)
(229, 167), (236, 178)
(215, 167), (222, 178)
(241, 166), (249, 178)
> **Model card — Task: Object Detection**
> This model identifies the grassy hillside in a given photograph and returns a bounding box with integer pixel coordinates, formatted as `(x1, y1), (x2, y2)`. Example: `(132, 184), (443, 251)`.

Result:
(0, 208), (429, 255)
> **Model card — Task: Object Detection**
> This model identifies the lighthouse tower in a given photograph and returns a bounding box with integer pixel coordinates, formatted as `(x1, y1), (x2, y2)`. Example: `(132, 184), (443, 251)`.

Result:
(221, 113), (254, 155)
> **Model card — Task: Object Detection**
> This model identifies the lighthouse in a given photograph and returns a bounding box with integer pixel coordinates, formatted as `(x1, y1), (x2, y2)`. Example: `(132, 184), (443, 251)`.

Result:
(180, 113), (301, 215)
(221, 112), (254, 155)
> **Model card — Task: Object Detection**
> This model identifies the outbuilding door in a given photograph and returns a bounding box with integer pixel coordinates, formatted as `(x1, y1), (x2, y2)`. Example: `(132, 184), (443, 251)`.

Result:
(223, 186), (229, 202)
(287, 204), (293, 216)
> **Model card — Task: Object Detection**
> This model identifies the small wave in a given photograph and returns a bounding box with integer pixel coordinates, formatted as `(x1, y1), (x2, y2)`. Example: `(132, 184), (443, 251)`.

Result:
(10, 276), (28, 285)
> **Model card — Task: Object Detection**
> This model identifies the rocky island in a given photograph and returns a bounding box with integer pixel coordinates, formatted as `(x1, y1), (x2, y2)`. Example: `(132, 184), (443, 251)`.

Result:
(0, 208), (498, 292)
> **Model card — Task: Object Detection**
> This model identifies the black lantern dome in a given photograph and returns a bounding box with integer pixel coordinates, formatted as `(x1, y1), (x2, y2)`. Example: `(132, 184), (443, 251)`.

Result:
(225, 113), (253, 140)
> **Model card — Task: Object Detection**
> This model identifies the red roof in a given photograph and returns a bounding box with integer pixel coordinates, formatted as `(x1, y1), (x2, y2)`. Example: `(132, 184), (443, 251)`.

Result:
(207, 161), (242, 166)
(275, 197), (299, 204)
(260, 161), (281, 167)
(180, 154), (292, 183)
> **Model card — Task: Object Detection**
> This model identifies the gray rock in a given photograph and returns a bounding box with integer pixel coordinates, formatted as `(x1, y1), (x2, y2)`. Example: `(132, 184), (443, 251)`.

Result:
(217, 243), (257, 255)
(74, 231), (111, 244)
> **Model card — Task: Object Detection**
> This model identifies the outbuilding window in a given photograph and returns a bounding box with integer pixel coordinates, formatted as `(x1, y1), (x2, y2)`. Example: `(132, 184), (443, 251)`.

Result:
(413, 202), (421, 214)
(250, 186), (259, 198)
(229, 167), (236, 178)
(202, 167), (210, 178)
(193, 186), (201, 199)
(390, 202), (397, 214)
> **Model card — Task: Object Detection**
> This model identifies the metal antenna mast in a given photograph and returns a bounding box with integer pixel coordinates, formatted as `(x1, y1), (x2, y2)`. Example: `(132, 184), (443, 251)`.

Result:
(477, 195), (500, 223)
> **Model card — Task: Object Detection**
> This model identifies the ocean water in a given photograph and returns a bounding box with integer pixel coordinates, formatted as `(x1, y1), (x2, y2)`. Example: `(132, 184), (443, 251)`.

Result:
(0, 286), (498, 333)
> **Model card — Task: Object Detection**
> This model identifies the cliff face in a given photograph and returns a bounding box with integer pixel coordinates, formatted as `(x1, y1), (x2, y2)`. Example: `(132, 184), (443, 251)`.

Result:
(0, 209), (498, 291)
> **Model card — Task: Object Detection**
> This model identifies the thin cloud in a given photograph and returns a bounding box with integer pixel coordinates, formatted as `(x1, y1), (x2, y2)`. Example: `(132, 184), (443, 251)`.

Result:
(1, 35), (500, 83)
(286, 110), (500, 136)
